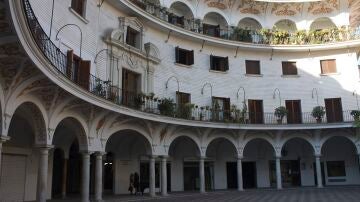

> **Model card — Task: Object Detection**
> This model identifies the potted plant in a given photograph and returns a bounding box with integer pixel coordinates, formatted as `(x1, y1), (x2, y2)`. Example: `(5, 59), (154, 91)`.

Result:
(158, 98), (175, 116)
(176, 103), (194, 119)
(274, 106), (288, 124)
(312, 106), (326, 123)
(351, 110), (360, 127)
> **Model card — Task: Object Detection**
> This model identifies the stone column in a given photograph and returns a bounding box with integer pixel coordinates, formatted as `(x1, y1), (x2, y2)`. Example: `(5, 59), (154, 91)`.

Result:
(199, 157), (205, 193)
(161, 156), (168, 196)
(237, 157), (243, 191)
(37, 145), (53, 202)
(95, 152), (104, 201)
(81, 152), (91, 202)
(0, 136), (10, 175)
(315, 155), (323, 188)
(61, 158), (68, 199)
(149, 156), (156, 197)
(275, 156), (282, 190)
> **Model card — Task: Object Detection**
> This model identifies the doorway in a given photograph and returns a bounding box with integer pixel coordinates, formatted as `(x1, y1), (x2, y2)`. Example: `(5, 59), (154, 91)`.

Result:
(269, 160), (301, 187)
(226, 162), (238, 189)
(122, 69), (140, 106)
(103, 153), (114, 193)
(51, 148), (64, 198)
(183, 161), (214, 191)
(285, 100), (302, 124)
(242, 162), (257, 188)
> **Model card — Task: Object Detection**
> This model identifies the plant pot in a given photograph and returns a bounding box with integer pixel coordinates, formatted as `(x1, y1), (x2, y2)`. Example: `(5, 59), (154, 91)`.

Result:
(316, 118), (322, 123)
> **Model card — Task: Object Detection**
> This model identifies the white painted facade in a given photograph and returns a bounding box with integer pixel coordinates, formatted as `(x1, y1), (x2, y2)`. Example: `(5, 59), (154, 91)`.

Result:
(1, 0), (360, 202)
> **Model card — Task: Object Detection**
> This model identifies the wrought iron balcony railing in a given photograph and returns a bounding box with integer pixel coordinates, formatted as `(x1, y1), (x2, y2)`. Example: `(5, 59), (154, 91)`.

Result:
(129, 0), (360, 45)
(22, 0), (357, 126)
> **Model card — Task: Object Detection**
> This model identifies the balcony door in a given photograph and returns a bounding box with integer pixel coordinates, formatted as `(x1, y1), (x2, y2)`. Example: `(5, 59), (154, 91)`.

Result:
(122, 69), (140, 106)
(324, 98), (343, 123)
(285, 100), (302, 124)
(248, 100), (263, 124)
(203, 23), (220, 37)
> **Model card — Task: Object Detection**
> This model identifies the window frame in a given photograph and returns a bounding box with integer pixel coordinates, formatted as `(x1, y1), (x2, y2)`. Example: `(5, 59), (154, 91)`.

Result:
(282, 61), (298, 76)
(326, 161), (346, 177)
(210, 55), (229, 72)
(71, 0), (87, 18)
(175, 47), (194, 66)
(320, 59), (337, 75)
(245, 60), (261, 75)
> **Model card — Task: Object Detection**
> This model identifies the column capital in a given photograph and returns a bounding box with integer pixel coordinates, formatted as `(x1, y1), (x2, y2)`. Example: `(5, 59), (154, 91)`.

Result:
(236, 155), (243, 160)
(94, 151), (107, 156)
(149, 155), (157, 159)
(275, 155), (282, 159)
(161, 155), (169, 160)
(80, 150), (93, 156)
(314, 154), (322, 158)
(35, 144), (54, 150)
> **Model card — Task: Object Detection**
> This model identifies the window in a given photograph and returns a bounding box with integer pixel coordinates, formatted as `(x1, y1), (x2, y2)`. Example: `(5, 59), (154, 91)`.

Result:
(212, 97), (230, 121)
(282, 61), (298, 75)
(245, 60), (260, 75)
(210, 55), (229, 72)
(71, 0), (86, 17)
(175, 47), (194, 66)
(126, 27), (141, 49)
(324, 98), (343, 123)
(248, 99), (263, 124)
(285, 100), (302, 124)
(168, 14), (184, 27)
(321, 59), (337, 74)
(327, 161), (346, 177)
(66, 50), (90, 89)
(176, 91), (191, 105)
(203, 23), (220, 37)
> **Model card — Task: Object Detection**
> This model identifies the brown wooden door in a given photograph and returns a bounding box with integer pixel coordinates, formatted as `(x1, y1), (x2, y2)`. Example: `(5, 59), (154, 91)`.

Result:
(248, 100), (263, 124)
(78, 60), (90, 90)
(325, 98), (343, 123)
(122, 69), (139, 105)
(285, 100), (302, 124)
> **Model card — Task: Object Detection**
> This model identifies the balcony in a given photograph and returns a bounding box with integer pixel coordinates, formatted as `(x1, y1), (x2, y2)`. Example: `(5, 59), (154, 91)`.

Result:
(128, 0), (360, 46)
(21, 0), (357, 127)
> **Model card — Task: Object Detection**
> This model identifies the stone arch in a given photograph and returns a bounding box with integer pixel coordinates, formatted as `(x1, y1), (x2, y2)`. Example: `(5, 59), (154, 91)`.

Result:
(104, 123), (153, 148)
(7, 101), (47, 146)
(166, 131), (201, 152)
(169, 1), (195, 19)
(238, 17), (262, 30)
(243, 137), (276, 158)
(203, 11), (229, 28)
(279, 135), (314, 152)
(273, 19), (297, 32)
(52, 116), (89, 152)
(320, 135), (358, 155)
(105, 129), (153, 156)
(205, 137), (238, 158)
(168, 135), (202, 157)
(204, 134), (237, 153)
(281, 137), (315, 158)
(310, 17), (336, 30)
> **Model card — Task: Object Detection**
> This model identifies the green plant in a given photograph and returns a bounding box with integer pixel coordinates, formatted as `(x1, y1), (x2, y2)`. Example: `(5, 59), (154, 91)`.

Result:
(351, 110), (360, 127)
(176, 103), (194, 119)
(133, 93), (145, 110)
(274, 106), (288, 123)
(312, 106), (326, 122)
(158, 98), (175, 116)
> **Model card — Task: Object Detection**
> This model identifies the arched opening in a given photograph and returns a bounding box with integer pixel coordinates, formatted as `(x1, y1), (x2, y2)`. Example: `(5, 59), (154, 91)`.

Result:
(1, 102), (45, 201)
(169, 1), (194, 28)
(168, 136), (201, 191)
(321, 136), (360, 186)
(243, 138), (275, 189)
(206, 138), (237, 190)
(274, 19), (297, 32)
(203, 12), (228, 38)
(105, 130), (152, 195)
(310, 17), (336, 30)
(51, 117), (87, 199)
(281, 138), (314, 187)
(234, 17), (262, 42)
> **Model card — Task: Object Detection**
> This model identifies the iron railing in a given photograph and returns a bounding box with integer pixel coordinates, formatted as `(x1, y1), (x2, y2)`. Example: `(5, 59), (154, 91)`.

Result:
(129, 0), (360, 45)
(22, 0), (357, 125)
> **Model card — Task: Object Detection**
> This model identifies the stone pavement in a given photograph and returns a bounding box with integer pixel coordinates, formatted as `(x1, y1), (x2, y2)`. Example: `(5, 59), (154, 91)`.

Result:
(50, 186), (360, 202)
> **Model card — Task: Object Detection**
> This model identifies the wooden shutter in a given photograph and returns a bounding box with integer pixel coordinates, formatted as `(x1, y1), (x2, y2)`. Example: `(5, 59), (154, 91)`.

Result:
(210, 55), (214, 70)
(325, 98), (343, 123)
(176, 91), (190, 105)
(321, 59), (336, 74)
(248, 100), (263, 124)
(282, 62), (297, 75)
(286, 100), (302, 124)
(78, 60), (91, 90)
(175, 47), (180, 63)
(188, 50), (194, 65)
(66, 50), (74, 78)
(224, 57), (229, 71)
(246, 60), (260, 74)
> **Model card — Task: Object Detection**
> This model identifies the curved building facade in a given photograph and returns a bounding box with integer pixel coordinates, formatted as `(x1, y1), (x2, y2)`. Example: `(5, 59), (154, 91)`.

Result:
(1, 0), (360, 201)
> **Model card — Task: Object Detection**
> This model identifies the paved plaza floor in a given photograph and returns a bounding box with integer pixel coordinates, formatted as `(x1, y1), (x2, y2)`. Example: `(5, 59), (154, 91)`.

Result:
(50, 186), (360, 202)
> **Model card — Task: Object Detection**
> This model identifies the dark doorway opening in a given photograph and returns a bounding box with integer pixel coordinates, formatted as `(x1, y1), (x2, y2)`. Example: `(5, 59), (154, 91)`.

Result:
(226, 162), (238, 189)
(269, 160), (301, 187)
(242, 162), (257, 188)
(103, 153), (114, 193)
(52, 148), (64, 198)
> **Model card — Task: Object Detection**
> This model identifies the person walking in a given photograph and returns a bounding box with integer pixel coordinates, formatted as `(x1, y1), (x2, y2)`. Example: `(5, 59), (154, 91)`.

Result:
(134, 172), (140, 195)
(129, 173), (135, 195)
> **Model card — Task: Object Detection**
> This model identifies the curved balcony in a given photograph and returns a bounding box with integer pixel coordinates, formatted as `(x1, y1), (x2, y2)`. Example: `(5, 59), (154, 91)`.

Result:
(19, 0), (356, 129)
(126, 0), (360, 50)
